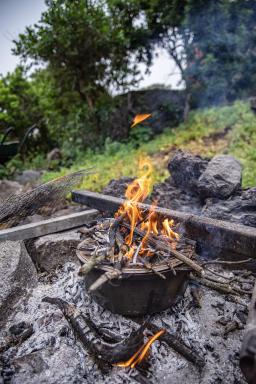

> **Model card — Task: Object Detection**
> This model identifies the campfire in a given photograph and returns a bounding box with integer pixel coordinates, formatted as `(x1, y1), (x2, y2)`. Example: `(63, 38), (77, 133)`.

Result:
(76, 158), (196, 316)
(115, 159), (180, 258)
(0, 143), (255, 382)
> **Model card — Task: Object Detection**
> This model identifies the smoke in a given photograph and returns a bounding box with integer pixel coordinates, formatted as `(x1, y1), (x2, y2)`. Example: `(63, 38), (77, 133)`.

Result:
(166, 0), (256, 108)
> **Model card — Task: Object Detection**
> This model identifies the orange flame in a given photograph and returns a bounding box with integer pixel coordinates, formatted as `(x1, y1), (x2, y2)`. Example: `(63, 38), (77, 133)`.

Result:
(131, 114), (152, 128)
(115, 158), (179, 260)
(114, 329), (165, 368)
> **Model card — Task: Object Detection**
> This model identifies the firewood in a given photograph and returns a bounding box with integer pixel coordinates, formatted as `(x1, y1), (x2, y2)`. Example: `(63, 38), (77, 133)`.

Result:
(88, 268), (122, 292)
(42, 297), (146, 364)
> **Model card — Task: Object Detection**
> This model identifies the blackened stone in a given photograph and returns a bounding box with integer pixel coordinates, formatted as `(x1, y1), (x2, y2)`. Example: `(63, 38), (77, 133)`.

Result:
(197, 155), (242, 199)
(168, 150), (208, 194)
(151, 177), (203, 214)
(202, 188), (256, 227)
(102, 177), (134, 198)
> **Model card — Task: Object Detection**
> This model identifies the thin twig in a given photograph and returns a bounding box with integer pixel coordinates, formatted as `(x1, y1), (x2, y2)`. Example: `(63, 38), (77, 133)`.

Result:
(201, 258), (252, 267)
(78, 253), (105, 275)
(89, 268), (122, 292)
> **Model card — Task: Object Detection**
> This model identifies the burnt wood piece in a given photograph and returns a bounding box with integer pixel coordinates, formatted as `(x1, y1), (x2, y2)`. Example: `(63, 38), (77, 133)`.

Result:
(0, 324), (34, 353)
(0, 209), (98, 242)
(72, 190), (256, 258)
(240, 281), (256, 383)
(42, 297), (146, 364)
(141, 322), (205, 369)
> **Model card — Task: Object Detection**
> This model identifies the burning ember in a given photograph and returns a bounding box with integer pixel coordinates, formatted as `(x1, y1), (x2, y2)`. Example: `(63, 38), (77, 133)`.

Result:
(115, 159), (180, 261)
(131, 114), (152, 128)
(115, 328), (166, 368)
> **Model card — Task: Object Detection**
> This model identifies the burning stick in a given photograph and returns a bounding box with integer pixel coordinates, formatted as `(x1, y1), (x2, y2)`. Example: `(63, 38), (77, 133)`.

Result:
(114, 329), (165, 368)
(144, 323), (205, 369)
(121, 222), (203, 275)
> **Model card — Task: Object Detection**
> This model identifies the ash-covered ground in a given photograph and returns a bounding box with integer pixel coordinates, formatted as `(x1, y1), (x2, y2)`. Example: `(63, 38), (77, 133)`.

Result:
(1, 149), (255, 383)
(0, 259), (251, 384)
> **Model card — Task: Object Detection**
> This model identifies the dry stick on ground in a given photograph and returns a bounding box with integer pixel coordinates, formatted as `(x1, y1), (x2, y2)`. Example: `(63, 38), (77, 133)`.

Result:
(0, 325), (34, 354)
(201, 258), (252, 267)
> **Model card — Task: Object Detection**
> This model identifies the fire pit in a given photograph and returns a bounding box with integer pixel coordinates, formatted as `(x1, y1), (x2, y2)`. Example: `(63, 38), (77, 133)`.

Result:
(76, 159), (197, 315)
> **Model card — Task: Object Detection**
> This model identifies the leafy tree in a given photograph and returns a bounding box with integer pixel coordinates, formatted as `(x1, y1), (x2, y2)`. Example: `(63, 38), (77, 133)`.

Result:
(14, 0), (152, 108)
(0, 66), (48, 149)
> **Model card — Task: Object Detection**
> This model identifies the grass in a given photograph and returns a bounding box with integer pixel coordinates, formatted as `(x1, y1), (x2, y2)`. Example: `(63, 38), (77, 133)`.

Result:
(35, 100), (256, 190)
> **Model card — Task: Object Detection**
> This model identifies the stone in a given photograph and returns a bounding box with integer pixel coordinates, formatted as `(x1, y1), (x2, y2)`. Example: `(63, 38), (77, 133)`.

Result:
(197, 155), (242, 199)
(151, 176), (203, 214)
(0, 241), (37, 324)
(102, 176), (134, 198)
(14, 170), (42, 186)
(0, 180), (23, 203)
(168, 150), (208, 193)
(30, 230), (81, 272)
(202, 187), (256, 227)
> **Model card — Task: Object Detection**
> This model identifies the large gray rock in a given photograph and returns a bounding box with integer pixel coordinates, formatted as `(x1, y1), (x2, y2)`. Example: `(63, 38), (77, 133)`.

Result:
(31, 230), (81, 272)
(197, 155), (242, 199)
(0, 241), (37, 323)
(168, 150), (208, 193)
(0, 180), (23, 203)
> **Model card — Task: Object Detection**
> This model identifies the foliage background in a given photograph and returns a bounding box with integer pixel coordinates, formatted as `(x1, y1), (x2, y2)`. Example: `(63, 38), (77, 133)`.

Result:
(0, 0), (256, 189)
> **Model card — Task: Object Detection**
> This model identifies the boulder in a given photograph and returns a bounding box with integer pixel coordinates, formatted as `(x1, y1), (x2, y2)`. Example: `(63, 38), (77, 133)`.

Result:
(168, 150), (208, 193)
(14, 170), (42, 186)
(0, 180), (23, 203)
(102, 176), (134, 198)
(30, 230), (81, 272)
(197, 155), (242, 199)
(0, 241), (37, 324)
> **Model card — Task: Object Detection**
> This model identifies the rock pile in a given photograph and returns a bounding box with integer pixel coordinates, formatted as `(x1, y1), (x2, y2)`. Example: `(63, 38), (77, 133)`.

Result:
(103, 150), (256, 227)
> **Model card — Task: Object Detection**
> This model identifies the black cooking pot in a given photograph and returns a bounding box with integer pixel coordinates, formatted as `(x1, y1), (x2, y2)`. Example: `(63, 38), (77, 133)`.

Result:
(77, 251), (190, 316)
